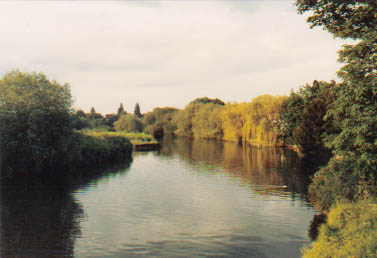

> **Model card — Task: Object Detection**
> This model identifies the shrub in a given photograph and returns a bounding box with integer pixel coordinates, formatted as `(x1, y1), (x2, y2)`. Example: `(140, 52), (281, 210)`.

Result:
(309, 155), (377, 211)
(72, 133), (132, 169)
(302, 200), (377, 258)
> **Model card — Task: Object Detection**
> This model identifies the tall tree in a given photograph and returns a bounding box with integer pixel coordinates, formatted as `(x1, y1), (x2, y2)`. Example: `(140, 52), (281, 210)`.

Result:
(117, 102), (125, 116)
(0, 70), (73, 173)
(280, 81), (337, 155)
(134, 102), (142, 118)
(296, 0), (377, 206)
(89, 107), (96, 119)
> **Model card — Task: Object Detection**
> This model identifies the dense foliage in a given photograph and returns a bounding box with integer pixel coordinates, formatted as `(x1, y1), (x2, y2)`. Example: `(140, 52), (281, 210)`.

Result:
(0, 70), (73, 173)
(175, 102), (224, 139)
(71, 133), (132, 169)
(222, 95), (287, 146)
(114, 113), (144, 133)
(143, 107), (179, 139)
(302, 200), (377, 258)
(174, 95), (286, 146)
(295, 0), (377, 209)
(308, 155), (375, 211)
(0, 70), (132, 176)
(280, 80), (338, 155)
(71, 108), (119, 131)
(189, 97), (225, 106)
(295, 0), (377, 256)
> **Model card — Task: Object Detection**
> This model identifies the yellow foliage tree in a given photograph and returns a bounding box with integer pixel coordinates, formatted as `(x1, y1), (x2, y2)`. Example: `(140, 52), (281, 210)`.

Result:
(220, 95), (287, 146)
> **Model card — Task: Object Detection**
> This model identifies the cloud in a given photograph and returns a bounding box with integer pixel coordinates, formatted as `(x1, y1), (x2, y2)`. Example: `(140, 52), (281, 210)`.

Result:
(0, 1), (348, 113)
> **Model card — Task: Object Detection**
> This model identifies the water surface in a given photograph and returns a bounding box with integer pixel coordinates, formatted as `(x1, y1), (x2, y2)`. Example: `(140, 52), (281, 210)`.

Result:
(1, 138), (316, 258)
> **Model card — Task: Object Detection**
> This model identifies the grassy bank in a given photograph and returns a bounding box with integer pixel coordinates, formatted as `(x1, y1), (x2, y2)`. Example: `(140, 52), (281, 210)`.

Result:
(82, 131), (160, 150)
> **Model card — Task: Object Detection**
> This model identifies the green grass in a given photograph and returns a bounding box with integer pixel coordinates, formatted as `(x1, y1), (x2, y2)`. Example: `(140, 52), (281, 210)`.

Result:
(82, 130), (158, 145)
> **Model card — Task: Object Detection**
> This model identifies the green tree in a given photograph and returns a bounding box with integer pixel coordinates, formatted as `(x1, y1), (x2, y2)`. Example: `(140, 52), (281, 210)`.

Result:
(280, 81), (337, 155)
(90, 107), (96, 117)
(114, 114), (143, 132)
(174, 104), (200, 138)
(191, 103), (223, 139)
(134, 102), (142, 118)
(296, 0), (377, 206)
(71, 109), (90, 130)
(0, 70), (73, 173)
(189, 97), (225, 106)
(175, 98), (226, 139)
(117, 102), (125, 116)
(102, 114), (118, 130)
(143, 107), (178, 139)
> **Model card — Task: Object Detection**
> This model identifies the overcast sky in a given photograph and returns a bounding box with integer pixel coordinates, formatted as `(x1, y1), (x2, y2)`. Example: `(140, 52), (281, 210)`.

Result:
(0, 1), (348, 114)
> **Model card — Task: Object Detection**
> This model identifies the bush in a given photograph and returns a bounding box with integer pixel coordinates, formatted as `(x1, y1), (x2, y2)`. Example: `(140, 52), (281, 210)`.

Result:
(302, 200), (377, 258)
(72, 133), (132, 169)
(309, 155), (377, 211)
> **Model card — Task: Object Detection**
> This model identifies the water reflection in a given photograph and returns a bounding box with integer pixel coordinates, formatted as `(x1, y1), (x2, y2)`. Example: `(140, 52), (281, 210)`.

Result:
(0, 162), (131, 258)
(160, 137), (312, 199)
(1, 138), (318, 258)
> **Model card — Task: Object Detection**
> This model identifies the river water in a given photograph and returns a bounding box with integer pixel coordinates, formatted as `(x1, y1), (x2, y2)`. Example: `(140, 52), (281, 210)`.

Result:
(1, 137), (316, 258)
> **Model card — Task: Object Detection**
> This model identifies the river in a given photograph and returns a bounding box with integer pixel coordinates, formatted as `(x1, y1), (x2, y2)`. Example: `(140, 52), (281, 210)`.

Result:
(1, 137), (317, 258)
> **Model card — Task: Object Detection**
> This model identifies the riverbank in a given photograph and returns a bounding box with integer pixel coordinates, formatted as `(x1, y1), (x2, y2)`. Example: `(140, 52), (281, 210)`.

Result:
(1, 132), (133, 179)
(82, 130), (160, 151)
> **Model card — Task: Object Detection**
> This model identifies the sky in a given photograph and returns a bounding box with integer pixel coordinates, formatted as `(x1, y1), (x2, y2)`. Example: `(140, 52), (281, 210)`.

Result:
(0, 1), (349, 114)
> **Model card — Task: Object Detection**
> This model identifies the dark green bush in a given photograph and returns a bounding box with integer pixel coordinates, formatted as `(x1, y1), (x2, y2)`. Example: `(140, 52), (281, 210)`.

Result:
(72, 133), (132, 169)
(309, 155), (377, 211)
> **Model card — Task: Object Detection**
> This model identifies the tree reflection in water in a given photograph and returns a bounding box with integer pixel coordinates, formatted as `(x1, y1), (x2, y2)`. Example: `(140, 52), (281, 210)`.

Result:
(160, 137), (315, 199)
(159, 136), (323, 243)
(0, 162), (131, 258)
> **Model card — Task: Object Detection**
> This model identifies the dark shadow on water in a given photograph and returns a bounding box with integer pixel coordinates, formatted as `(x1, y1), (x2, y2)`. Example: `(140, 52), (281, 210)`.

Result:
(0, 161), (131, 258)
(308, 213), (327, 241)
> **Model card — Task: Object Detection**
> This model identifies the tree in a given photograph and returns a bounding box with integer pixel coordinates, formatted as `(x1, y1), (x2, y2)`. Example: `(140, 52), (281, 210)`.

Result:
(191, 103), (223, 139)
(134, 102), (142, 118)
(296, 1), (377, 40)
(71, 110), (90, 130)
(114, 114), (143, 132)
(117, 102), (125, 116)
(296, 0), (377, 205)
(143, 107), (179, 139)
(0, 70), (74, 173)
(189, 97), (225, 106)
(90, 107), (96, 116)
(280, 81), (337, 155)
